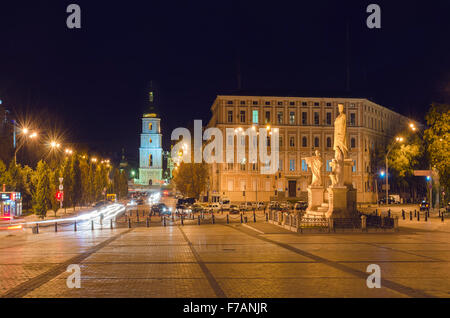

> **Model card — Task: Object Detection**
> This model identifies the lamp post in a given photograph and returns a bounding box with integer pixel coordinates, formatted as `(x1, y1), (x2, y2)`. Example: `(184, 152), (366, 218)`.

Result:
(14, 128), (38, 165)
(385, 136), (404, 205)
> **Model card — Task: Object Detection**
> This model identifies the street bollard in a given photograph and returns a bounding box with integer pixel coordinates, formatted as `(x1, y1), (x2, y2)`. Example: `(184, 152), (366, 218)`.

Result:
(417, 211), (420, 221)
(91, 220), (94, 231)
(146, 217), (149, 227)
(198, 215), (200, 225)
(128, 217), (131, 228)
(54, 222), (58, 232)
(266, 212), (268, 222)
(163, 216), (166, 227)
(244, 216), (248, 223)
(172, 214), (174, 222)
(181, 215), (184, 226)
(442, 212), (444, 222)
(226, 214), (229, 224)
(402, 210), (405, 220)
(410, 211), (412, 220)
(425, 212), (428, 222)
(137, 213), (139, 223)
(388, 209), (391, 218)
(74, 221), (77, 232)
(36, 223), (39, 234)
(414, 210), (417, 217)
(212, 214), (215, 224)
(110, 219), (113, 229)
(240, 213), (243, 223)
(143, 210), (145, 217)
(253, 211), (256, 223)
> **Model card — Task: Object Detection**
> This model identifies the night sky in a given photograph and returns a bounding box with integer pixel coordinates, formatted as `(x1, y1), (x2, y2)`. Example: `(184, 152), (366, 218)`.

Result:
(1, 0), (449, 166)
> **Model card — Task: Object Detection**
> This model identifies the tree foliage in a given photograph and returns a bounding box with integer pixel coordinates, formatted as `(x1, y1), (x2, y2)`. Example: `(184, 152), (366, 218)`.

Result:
(173, 163), (209, 199)
(33, 160), (51, 219)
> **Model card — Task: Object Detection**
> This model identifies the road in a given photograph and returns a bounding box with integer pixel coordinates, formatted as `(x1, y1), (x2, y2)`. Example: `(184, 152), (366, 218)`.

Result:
(0, 200), (449, 297)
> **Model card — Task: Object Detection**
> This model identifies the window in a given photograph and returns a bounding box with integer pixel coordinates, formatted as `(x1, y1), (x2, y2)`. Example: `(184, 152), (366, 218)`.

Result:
(252, 110), (258, 124)
(149, 137), (152, 144)
(267, 136), (270, 147)
(253, 136), (257, 147)
(351, 137), (356, 148)
(240, 100), (245, 105)
(326, 102), (332, 107)
(227, 111), (233, 123)
(277, 101), (283, 106)
(289, 101), (295, 106)
(326, 112), (332, 125)
(352, 160), (357, 173)
(302, 136), (307, 147)
(302, 102), (307, 106)
(289, 136), (295, 147)
(240, 110), (246, 123)
(314, 137), (319, 148)
(301, 159), (307, 171)
(227, 163), (233, 170)
(227, 100), (233, 105)
(326, 160), (332, 172)
(252, 163), (257, 171)
(148, 123), (153, 131)
(302, 112), (307, 125)
(227, 135), (233, 145)
(279, 159), (283, 171)
(289, 111), (295, 124)
(326, 137), (331, 148)
(265, 111), (270, 124)
(289, 159), (295, 171)
(240, 163), (246, 171)
(265, 101), (271, 105)
(350, 113), (356, 126)
(314, 102), (319, 106)
(277, 111), (283, 124)
(314, 112), (319, 125)
(252, 101), (258, 105)
(240, 135), (245, 146)
(279, 136), (283, 147)
(149, 154), (153, 166)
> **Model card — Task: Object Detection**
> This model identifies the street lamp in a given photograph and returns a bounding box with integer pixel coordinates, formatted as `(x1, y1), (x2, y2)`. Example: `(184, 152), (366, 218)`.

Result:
(385, 136), (404, 205)
(14, 129), (38, 165)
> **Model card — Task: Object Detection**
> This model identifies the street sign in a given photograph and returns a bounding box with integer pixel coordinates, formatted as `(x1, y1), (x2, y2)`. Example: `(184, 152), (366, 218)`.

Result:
(59, 177), (64, 183)
(55, 191), (63, 201)
(413, 170), (431, 177)
(59, 184), (64, 190)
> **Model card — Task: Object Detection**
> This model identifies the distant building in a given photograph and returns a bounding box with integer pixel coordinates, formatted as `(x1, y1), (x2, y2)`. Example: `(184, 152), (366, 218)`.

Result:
(162, 150), (174, 182)
(206, 94), (413, 203)
(137, 82), (163, 186)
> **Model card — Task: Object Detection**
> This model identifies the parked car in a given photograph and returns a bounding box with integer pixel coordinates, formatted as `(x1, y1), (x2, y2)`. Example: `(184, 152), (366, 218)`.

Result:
(205, 203), (221, 213)
(239, 202), (253, 211)
(256, 202), (266, 210)
(220, 198), (231, 210)
(151, 203), (170, 215)
(190, 203), (204, 213)
(294, 201), (308, 211)
(419, 201), (430, 211)
(229, 204), (240, 214)
(268, 201), (281, 211)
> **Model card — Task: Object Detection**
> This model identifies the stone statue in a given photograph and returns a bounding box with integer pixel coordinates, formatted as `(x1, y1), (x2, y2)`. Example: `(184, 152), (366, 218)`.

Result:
(305, 150), (323, 186)
(329, 159), (343, 187)
(333, 103), (348, 161)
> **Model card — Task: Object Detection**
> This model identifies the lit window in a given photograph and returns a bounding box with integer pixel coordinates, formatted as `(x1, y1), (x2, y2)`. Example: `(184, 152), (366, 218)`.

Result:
(265, 111), (270, 124)
(227, 111), (233, 123)
(289, 159), (295, 171)
(301, 159), (307, 171)
(289, 111), (295, 124)
(327, 137), (332, 148)
(252, 110), (258, 124)
(302, 136), (307, 147)
(314, 137), (319, 147)
(277, 111), (283, 124)
(352, 160), (357, 172)
(149, 138), (152, 144)
(149, 154), (153, 167)
(289, 136), (295, 147)
(314, 112), (319, 125)
(148, 123), (152, 131)
(326, 160), (332, 172)
(302, 112), (307, 125)
(240, 110), (246, 123)
(326, 112), (332, 125)
(351, 137), (356, 148)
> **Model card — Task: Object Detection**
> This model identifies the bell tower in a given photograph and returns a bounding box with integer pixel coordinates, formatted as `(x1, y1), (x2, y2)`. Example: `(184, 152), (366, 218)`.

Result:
(138, 82), (163, 185)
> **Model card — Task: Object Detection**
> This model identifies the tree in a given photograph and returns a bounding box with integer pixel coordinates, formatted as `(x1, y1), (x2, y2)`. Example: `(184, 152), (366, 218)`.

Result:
(172, 162), (209, 199)
(62, 158), (73, 211)
(80, 156), (90, 205)
(33, 160), (51, 219)
(119, 170), (128, 199)
(424, 103), (450, 202)
(113, 168), (121, 196)
(70, 155), (82, 209)
(0, 159), (7, 188)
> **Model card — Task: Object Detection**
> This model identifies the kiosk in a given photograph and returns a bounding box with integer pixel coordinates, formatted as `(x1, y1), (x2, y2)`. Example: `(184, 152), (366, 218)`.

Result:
(0, 192), (22, 220)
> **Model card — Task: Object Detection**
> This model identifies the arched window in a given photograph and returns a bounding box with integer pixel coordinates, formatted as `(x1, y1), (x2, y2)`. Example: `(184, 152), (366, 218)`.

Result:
(148, 123), (153, 131)
(326, 137), (331, 148)
(302, 136), (307, 147)
(149, 154), (153, 166)
(149, 137), (152, 144)
(351, 137), (356, 148)
(314, 137), (319, 147)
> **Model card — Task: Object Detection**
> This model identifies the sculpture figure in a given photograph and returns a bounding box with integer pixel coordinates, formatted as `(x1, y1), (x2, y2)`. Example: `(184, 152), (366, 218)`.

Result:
(305, 150), (323, 186)
(334, 103), (348, 161)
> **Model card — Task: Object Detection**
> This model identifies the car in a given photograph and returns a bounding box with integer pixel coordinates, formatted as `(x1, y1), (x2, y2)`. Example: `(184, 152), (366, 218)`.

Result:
(136, 198), (145, 205)
(229, 204), (240, 214)
(220, 198), (231, 210)
(151, 203), (171, 215)
(419, 201), (430, 211)
(294, 201), (308, 211)
(205, 203), (221, 213)
(256, 202), (266, 210)
(239, 202), (253, 211)
(190, 203), (204, 213)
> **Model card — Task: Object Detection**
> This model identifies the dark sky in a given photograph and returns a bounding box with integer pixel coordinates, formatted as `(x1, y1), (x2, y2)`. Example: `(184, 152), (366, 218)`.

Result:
(1, 0), (449, 166)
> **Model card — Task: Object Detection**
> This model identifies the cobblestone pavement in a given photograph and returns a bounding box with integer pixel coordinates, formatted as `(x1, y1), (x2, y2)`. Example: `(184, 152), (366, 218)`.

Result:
(0, 220), (449, 298)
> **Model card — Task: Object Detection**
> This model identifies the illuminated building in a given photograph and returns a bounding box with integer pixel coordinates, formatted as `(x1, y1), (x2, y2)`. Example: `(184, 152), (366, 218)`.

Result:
(207, 94), (413, 203)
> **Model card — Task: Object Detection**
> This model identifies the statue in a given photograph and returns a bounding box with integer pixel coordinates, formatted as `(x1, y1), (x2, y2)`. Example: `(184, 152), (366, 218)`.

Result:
(334, 103), (348, 161)
(329, 159), (343, 187)
(305, 150), (323, 186)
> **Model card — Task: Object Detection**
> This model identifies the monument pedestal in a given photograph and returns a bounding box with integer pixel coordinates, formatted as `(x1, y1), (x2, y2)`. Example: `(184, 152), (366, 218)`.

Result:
(304, 186), (327, 218)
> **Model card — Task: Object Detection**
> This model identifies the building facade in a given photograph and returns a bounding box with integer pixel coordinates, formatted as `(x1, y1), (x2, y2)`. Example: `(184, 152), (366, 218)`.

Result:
(207, 95), (411, 203)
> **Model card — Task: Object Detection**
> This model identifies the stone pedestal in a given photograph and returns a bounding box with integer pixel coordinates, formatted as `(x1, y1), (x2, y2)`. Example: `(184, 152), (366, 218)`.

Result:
(305, 186), (327, 218)
(325, 186), (348, 218)
(343, 159), (354, 187)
